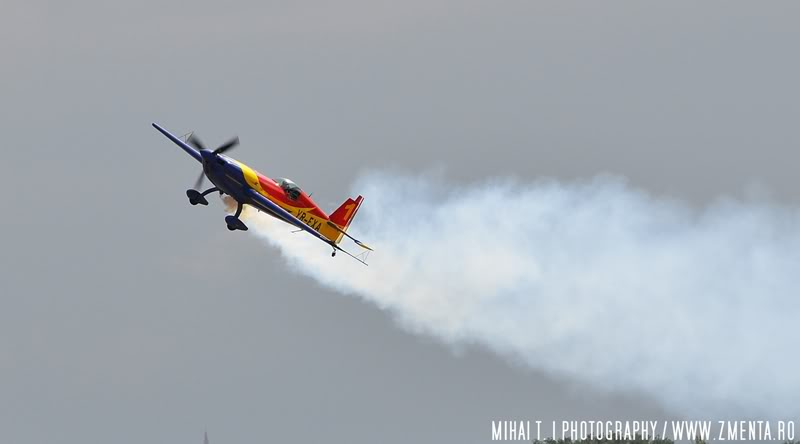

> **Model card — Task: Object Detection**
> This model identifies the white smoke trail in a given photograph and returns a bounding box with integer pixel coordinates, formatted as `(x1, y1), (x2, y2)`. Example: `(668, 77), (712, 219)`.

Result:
(233, 172), (800, 418)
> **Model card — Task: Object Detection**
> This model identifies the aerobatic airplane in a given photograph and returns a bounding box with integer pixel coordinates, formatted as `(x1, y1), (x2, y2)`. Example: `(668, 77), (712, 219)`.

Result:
(152, 123), (372, 265)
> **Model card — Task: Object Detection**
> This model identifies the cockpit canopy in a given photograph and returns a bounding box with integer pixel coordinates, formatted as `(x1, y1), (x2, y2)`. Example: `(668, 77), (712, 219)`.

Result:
(276, 177), (302, 200)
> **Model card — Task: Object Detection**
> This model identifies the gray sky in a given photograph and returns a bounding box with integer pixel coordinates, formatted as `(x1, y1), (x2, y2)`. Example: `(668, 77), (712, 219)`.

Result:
(2, 1), (799, 443)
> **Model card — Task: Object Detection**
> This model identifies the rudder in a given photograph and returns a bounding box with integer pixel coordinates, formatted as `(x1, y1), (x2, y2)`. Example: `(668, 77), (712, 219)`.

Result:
(323, 195), (372, 251)
(329, 195), (363, 230)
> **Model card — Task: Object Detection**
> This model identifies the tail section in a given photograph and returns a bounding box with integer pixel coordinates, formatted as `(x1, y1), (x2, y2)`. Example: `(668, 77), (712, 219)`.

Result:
(329, 195), (364, 231)
(321, 196), (371, 248)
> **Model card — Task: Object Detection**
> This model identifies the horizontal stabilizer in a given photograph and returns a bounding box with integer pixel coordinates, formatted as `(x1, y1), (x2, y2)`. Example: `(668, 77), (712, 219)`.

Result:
(354, 239), (373, 251)
(326, 221), (373, 251)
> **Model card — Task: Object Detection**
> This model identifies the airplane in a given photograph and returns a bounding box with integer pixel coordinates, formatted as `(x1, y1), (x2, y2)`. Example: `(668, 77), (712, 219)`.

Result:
(152, 123), (372, 265)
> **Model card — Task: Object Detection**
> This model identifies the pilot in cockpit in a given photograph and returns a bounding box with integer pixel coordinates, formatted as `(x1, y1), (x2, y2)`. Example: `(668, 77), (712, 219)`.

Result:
(277, 177), (302, 200)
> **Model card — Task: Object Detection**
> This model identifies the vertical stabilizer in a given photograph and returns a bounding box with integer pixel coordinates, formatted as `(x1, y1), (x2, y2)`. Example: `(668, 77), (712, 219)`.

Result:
(329, 195), (364, 230)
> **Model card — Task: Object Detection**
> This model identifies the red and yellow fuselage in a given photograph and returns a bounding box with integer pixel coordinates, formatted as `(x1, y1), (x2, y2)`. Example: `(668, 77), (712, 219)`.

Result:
(230, 159), (348, 243)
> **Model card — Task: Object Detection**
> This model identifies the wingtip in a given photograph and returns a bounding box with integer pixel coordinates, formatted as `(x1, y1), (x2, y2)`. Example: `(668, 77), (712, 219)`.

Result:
(356, 240), (374, 251)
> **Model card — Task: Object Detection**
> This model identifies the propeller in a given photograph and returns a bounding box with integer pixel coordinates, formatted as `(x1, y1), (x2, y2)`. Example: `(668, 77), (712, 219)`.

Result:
(187, 133), (240, 190)
(193, 170), (206, 192)
(188, 134), (208, 151)
(213, 137), (239, 155)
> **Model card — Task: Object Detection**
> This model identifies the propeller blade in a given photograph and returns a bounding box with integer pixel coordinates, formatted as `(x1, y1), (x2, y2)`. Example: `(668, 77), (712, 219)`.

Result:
(213, 136), (239, 155)
(193, 171), (205, 190)
(188, 134), (208, 151)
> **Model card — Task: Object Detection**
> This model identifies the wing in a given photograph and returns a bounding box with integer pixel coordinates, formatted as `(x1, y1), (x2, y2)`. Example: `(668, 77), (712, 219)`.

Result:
(245, 188), (369, 266)
(152, 123), (202, 162)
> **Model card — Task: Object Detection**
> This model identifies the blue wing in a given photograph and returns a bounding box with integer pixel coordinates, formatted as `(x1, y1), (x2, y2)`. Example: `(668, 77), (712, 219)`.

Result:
(152, 123), (202, 162)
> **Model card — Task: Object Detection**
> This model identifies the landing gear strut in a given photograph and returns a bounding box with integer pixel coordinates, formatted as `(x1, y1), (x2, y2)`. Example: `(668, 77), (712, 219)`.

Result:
(186, 187), (218, 206)
(225, 201), (248, 231)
